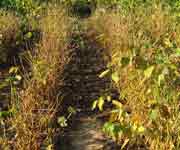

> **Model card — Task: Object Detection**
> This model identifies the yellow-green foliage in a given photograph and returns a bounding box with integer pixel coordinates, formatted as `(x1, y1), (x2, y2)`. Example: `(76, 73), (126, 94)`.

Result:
(0, 1), (180, 150)
(87, 3), (180, 150)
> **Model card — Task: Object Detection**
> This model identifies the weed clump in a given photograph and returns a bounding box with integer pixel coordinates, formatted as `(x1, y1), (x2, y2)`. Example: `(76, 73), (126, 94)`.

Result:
(87, 3), (180, 150)
(0, 6), (71, 149)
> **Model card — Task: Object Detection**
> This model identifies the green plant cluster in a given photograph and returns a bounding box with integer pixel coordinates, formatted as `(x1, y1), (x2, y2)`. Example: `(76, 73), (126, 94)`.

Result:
(0, 0), (38, 16)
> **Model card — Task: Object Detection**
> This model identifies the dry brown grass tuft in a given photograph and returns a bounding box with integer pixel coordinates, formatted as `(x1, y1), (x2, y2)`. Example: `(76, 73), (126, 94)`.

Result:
(0, 10), (21, 64)
(0, 10), (20, 42)
(3, 6), (72, 149)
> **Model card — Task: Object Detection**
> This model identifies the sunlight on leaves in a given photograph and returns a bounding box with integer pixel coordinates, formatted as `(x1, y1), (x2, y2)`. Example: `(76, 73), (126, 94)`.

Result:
(99, 69), (110, 78)
(92, 100), (98, 110)
(144, 66), (154, 79)
(111, 72), (119, 83)
(57, 116), (67, 127)
(112, 100), (123, 108)
(98, 96), (104, 111)
(121, 138), (129, 149)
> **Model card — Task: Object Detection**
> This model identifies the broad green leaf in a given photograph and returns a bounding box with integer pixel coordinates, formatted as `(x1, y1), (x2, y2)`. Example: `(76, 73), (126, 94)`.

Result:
(98, 97), (104, 111)
(111, 72), (119, 83)
(144, 66), (154, 79)
(99, 69), (110, 78)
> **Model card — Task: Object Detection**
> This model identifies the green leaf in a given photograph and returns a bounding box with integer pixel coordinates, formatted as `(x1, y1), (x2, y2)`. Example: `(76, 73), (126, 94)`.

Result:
(99, 69), (110, 78)
(111, 72), (119, 83)
(175, 48), (180, 57)
(121, 57), (130, 67)
(144, 66), (154, 79)
(103, 122), (123, 140)
(57, 116), (67, 127)
(103, 122), (115, 136)
(0, 111), (12, 118)
(149, 109), (158, 121)
(25, 32), (33, 39)
(68, 106), (77, 115)
(98, 97), (104, 111)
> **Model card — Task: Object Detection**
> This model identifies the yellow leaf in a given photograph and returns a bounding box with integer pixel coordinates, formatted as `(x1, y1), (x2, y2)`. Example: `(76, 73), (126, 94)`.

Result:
(112, 100), (122, 108)
(107, 95), (111, 102)
(164, 38), (173, 47)
(111, 72), (119, 83)
(46, 144), (53, 150)
(92, 100), (98, 110)
(144, 66), (154, 79)
(99, 69), (110, 78)
(9, 67), (18, 74)
(148, 99), (157, 105)
(98, 97), (104, 111)
(121, 139), (129, 149)
(138, 126), (145, 133)
(15, 75), (22, 81)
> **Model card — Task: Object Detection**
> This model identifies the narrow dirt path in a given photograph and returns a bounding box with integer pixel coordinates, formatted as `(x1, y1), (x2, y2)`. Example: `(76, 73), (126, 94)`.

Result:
(55, 18), (120, 149)
(57, 113), (120, 150)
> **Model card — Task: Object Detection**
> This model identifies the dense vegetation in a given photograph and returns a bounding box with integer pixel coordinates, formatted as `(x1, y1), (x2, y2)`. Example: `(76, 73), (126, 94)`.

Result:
(0, 0), (179, 149)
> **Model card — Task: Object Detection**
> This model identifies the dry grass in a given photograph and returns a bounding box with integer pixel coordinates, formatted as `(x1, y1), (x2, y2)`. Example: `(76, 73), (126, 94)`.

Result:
(1, 6), (72, 149)
(0, 10), (20, 41)
(0, 10), (21, 64)
(86, 3), (180, 150)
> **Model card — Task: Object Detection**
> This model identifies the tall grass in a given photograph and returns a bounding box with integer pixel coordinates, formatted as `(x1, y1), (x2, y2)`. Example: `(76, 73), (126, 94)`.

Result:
(0, 6), (71, 149)
(0, 10), (21, 65)
(87, 2), (180, 149)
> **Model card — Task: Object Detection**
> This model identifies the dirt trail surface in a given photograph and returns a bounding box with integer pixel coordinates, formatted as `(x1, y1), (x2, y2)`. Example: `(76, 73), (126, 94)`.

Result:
(55, 19), (120, 149)
(57, 112), (120, 150)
